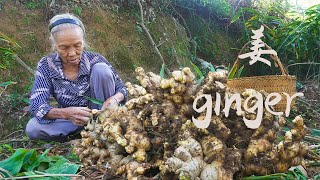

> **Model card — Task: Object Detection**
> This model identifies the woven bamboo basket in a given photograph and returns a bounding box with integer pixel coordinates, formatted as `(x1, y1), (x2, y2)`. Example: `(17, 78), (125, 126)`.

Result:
(227, 42), (296, 112)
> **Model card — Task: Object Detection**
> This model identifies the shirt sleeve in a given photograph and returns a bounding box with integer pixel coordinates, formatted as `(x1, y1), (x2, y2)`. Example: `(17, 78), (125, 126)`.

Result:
(96, 54), (128, 103)
(29, 58), (55, 124)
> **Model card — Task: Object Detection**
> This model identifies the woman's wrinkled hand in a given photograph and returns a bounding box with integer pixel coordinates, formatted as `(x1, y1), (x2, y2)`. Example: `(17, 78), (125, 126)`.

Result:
(102, 97), (119, 110)
(65, 107), (92, 126)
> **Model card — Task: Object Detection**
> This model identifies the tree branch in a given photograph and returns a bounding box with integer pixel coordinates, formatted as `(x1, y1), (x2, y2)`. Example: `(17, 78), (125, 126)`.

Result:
(136, 0), (171, 75)
(13, 54), (35, 75)
(169, 3), (192, 39)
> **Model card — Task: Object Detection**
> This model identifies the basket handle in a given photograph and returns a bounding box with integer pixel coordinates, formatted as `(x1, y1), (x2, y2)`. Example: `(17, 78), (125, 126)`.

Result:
(228, 41), (288, 79)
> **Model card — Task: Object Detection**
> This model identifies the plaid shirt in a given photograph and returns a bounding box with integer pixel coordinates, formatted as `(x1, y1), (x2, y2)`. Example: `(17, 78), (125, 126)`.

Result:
(29, 50), (128, 124)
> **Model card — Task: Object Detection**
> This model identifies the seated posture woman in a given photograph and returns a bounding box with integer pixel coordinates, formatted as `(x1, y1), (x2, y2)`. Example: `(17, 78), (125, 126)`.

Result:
(25, 13), (128, 141)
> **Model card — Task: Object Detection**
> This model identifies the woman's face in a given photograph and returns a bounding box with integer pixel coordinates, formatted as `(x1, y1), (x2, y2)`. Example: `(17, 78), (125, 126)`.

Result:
(55, 27), (84, 67)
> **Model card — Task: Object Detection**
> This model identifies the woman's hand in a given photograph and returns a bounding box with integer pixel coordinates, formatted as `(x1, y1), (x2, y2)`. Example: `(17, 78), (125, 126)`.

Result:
(65, 107), (92, 126)
(102, 97), (119, 110)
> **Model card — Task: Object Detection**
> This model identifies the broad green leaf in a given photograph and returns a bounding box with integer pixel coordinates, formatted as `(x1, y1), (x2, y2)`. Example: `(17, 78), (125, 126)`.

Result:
(45, 159), (80, 176)
(83, 96), (104, 105)
(47, 155), (69, 163)
(0, 148), (36, 175)
(160, 63), (165, 78)
(0, 148), (80, 179)
(191, 63), (204, 78)
(24, 149), (50, 172)
(237, 65), (244, 78)
(0, 81), (17, 87)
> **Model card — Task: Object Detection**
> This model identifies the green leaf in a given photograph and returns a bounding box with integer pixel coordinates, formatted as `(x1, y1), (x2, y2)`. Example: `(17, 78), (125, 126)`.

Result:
(243, 167), (307, 180)
(296, 81), (303, 91)
(0, 144), (14, 153)
(209, 63), (216, 72)
(23, 98), (30, 104)
(0, 63), (6, 69)
(0, 81), (17, 87)
(0, 47), (14, 54)
(191, 63), (204, 78)
(136, 25), (143, 33)
(228, 64), (238, 80)
(83, 96), (103, 105)
(237, 65), (244, 78)
(226, 63), (231, 72)
(160, 63), (165, 78)
(24, 149), (50, 172)
(243, 173), (289, 179)
(0, 148), (80, 179)
(230, 9), (242, 24)
(0, 148), (36, 175)
(45, 159), (80, 176)
(0, 31), (21, 48)
(242, 7), (258, 14)
(311, 129), (320, 136)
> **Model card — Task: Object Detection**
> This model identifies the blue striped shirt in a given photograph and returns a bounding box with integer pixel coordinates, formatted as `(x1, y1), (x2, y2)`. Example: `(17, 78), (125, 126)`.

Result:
(29, 50), (128, 124)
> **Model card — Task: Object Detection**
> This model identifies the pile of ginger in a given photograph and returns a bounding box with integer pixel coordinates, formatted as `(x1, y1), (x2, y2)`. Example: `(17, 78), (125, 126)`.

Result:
(73, 67), (309, 179)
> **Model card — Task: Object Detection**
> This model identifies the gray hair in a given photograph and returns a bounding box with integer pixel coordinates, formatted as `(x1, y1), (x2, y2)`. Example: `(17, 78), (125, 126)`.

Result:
(49, 13), (88, 50)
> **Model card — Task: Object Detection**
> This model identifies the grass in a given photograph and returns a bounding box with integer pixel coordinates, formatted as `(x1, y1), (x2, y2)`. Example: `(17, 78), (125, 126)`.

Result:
(72, 6), (82, 17)
(25, 1), (41, 10)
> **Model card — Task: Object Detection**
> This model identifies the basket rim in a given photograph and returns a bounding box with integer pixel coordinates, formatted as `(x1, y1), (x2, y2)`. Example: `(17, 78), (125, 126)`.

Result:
(228, 75), (296, 81)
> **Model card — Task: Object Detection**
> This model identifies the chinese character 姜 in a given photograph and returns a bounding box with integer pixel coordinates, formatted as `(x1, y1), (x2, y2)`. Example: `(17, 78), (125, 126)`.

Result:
(238, 25), (277, 67)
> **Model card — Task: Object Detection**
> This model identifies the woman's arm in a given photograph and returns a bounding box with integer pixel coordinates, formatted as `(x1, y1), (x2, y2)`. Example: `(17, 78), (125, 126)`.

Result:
(92, 52), (129, 104)
(102, 92), (125, 109)
(30, 57), (92, 126)
(29, 58), (55, 123)
(45, 107), (92, 126)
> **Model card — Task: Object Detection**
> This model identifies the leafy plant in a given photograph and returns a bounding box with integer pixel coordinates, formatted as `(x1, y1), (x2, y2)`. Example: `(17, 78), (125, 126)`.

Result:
(233, 1), (320, 80)
(0, 148), (80, 179)
(243, 167), (307, 180)
(173, 0), (230, 18)
(0, 31), (20, 69)
(228, 64), (244, 79)
(191, 62), (204, 79)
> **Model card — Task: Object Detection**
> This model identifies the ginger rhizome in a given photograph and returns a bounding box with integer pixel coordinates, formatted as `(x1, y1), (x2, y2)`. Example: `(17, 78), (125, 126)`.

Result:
(73, 67), (308, 179)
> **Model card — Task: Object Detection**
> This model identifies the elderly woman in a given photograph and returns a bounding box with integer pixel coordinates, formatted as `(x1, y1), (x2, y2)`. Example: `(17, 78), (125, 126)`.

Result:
(25, 13), (128, 141)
